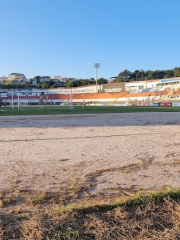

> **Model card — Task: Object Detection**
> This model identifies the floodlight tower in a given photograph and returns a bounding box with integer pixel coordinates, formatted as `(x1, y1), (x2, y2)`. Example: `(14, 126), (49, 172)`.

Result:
(94, 63), (100, 93)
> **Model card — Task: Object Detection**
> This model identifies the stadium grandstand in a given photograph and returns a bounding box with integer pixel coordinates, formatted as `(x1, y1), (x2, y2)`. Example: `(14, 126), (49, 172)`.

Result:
(1, 77), (180, 107)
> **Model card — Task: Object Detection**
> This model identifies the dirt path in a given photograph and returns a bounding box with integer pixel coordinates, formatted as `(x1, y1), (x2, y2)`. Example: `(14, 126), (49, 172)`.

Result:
(1, 113), (180, 195)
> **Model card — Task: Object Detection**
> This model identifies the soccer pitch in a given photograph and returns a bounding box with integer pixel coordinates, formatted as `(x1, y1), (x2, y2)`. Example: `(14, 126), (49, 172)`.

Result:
(1, 105), (180, 116)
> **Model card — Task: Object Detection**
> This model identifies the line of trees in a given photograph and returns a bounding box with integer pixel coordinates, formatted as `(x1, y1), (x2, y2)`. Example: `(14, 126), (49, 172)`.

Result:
(0, 83), (32, 89)
(0, 77), (108, 89)
(0, 82), (54, 89)
(115, 67), (180, 82)
(66, 78), (108, 87)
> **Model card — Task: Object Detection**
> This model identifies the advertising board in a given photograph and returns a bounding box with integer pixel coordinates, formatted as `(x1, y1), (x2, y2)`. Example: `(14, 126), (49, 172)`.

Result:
(172, 102), (180, 107)
(159, 102), (172, 107)
(149, 103), (159, 107)
(114, 103), (129, 106)
(102, 83), (125, 92)
(139, 102), (149, 106)
(0, 93), (7, 97)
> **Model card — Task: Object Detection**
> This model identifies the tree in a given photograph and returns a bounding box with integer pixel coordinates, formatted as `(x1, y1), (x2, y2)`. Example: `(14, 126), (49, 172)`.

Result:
(97, 78), (108, 84)
(66, 81), (78, 87)
(153, 70), (165, 79)
(139, 69), (145, 80)
(146, 70), (154, 80)
(42, 81), (50, 89)
(34, 76), (41, 83)
(29, 78), (35, 84)
(0, 83), (11, 89)
(163, 70), (174, 79)
(118, 69), (131, 82)
(35, 84), (42, 88)
(174, 67), (180, 77)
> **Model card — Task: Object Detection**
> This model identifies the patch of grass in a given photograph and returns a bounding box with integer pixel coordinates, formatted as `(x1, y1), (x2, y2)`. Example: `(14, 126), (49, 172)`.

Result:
(1, 105), (180, 116)
(0, 188), (16, 207)
(55, 188), (180, 214)
(69, 182), (82, 195)
(16, 213), (30, 221)
(30, 191), (48, 205)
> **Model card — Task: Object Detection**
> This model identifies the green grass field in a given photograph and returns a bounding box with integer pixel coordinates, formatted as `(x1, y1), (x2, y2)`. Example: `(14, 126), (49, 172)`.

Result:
(1, 105), (180, 116)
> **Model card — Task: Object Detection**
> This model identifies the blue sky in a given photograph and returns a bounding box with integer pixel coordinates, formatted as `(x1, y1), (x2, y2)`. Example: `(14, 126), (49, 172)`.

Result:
(0, 0), (180, 79)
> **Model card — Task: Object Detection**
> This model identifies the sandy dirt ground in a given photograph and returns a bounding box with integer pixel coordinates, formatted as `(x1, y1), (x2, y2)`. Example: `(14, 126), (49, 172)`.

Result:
(1, 112), (180, 195)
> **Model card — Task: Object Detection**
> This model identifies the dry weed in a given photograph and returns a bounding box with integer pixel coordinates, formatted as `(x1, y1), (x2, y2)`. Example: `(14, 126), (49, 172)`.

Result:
(1, 189), (180, 239)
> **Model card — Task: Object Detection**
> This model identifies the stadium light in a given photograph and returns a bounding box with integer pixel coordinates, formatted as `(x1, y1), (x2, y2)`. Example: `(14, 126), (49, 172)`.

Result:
(94, 63), (100, 93)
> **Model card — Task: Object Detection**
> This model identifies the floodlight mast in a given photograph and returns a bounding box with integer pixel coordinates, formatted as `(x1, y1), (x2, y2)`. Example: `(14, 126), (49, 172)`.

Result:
(94, 63), (100, 93)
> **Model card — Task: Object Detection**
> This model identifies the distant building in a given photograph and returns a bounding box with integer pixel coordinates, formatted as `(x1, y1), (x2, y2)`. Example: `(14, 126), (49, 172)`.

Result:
(61, 77), (78, 82)
(39, 76), (51, 83)
(32, 79), (38, 85)
(51, 78), (65, 87)
(53, 76), (62, 81)
(0, 76), (9, 84)
(8, 73), (28, 84)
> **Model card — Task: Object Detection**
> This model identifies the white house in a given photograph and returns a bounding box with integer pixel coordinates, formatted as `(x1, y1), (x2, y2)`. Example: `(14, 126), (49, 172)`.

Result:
(39, 76), (51, 83)
(8, 73), (28, 84)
